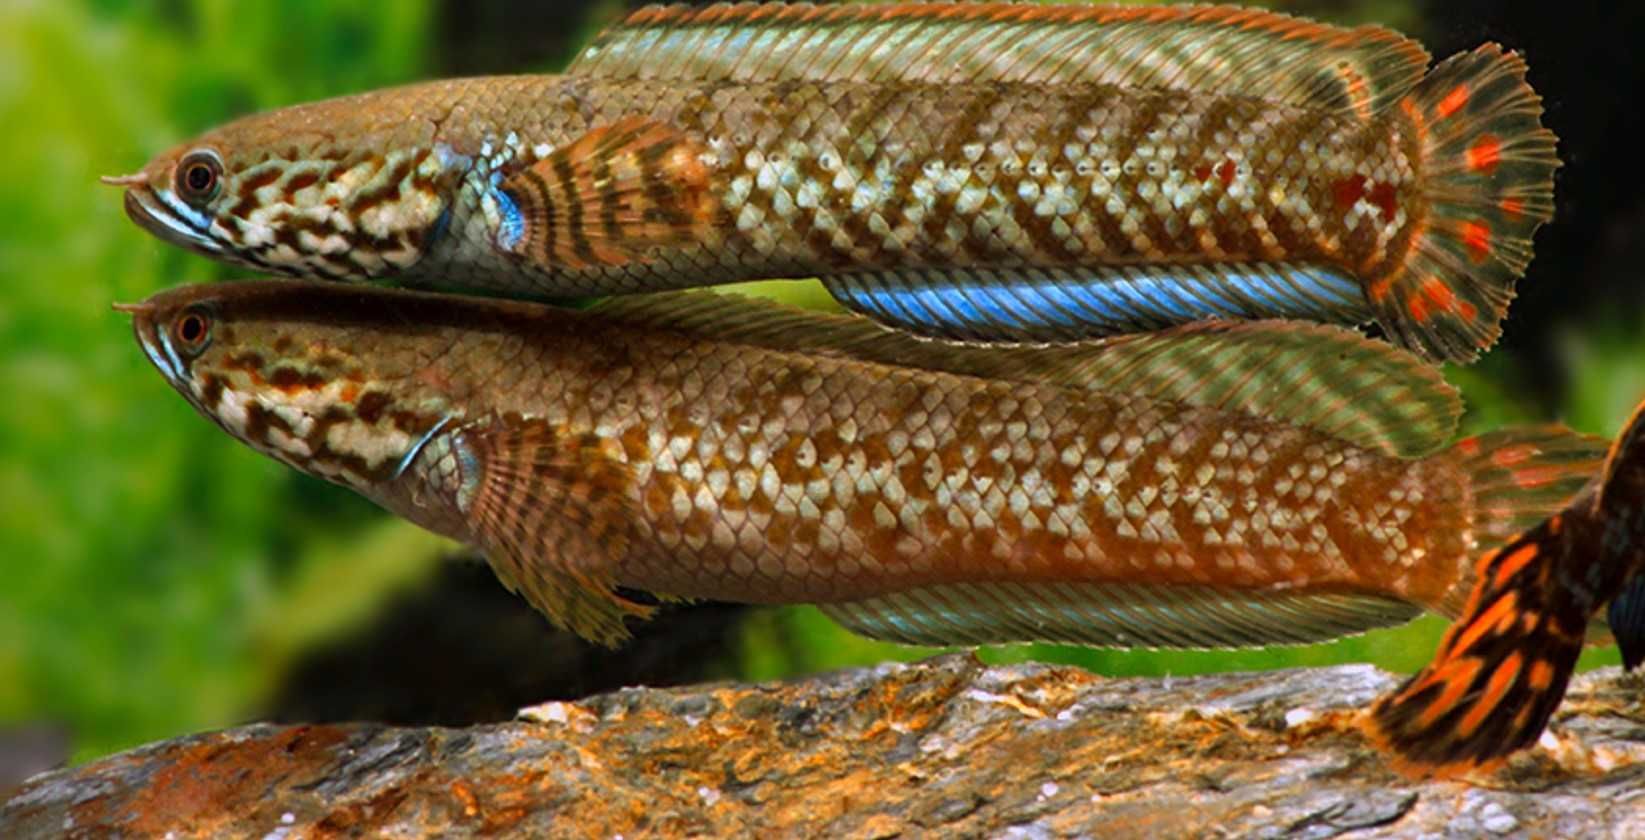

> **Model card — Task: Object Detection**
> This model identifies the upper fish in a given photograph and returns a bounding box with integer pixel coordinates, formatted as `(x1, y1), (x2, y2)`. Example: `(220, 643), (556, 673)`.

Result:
(107, 2), (1557, 363)
(120, 279), (1602, 663)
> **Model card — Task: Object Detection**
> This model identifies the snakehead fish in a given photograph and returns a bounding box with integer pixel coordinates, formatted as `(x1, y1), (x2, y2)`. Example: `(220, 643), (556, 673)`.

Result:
(119, 281), (1602, 661)
(106, 3), (1556, 363)
(1369, 399), (1645, 779)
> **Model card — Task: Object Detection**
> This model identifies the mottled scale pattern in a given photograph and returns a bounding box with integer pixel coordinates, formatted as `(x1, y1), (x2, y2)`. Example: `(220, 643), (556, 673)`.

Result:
(130, 283), (1497, 617)
(594, 334), (1465, 608)
(153, 75), (1421, 299)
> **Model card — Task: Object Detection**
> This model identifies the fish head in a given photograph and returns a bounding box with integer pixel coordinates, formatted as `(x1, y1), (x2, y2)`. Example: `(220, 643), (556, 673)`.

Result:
(107, 89), (458, 282)
(119, 281), (461, 493)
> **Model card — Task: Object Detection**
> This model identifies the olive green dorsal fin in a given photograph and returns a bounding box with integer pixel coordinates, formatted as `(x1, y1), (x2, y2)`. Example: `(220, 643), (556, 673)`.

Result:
(455, 415), (653, 646)
(570, 2), (1429, 116)
(819, 581), (1422, 649)
(591, 291), (1460, 457)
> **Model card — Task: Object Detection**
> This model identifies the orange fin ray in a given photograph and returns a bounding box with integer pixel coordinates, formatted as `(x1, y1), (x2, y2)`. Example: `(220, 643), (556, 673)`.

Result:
(499, 117), (716, 272)
(458, 415), (652, 646)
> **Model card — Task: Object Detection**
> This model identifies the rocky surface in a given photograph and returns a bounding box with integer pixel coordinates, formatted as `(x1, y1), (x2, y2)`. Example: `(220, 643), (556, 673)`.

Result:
(4, 655), (1643, 838)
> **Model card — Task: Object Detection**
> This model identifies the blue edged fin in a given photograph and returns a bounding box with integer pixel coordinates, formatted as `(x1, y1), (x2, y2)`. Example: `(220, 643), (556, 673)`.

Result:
(820, 263), (1373, 344)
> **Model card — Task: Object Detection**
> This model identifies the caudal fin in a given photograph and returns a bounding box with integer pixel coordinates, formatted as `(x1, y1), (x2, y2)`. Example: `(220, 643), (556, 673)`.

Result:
(1372, 45), (1557, 363)
(1368, 401), (1645, 777)
(1601, 398), (1645, 670)
(1366, 514), (1587, 777)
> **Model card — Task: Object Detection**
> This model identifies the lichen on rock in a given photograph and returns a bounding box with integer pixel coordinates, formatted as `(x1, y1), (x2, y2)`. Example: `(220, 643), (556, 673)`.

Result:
(3, 655), (1642, 838)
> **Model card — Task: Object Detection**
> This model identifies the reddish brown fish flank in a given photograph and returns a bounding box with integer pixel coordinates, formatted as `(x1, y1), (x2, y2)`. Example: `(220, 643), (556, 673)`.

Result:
(126, 281), (1603, 648)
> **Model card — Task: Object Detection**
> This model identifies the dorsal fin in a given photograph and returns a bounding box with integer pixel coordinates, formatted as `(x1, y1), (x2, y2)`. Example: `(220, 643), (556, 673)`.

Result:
(571, 2), (1431, 116)
(590, 291), (1460, 456)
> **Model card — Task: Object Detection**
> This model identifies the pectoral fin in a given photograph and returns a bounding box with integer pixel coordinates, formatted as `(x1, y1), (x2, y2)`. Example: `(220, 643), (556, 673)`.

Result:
(455, 416), (652, 646)
(497, 117), (716, 272)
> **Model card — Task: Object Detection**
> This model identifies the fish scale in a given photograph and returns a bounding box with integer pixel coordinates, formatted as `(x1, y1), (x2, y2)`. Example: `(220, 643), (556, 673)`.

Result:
(123, 281), (1604, 653)
(111, 3), (1556, 362)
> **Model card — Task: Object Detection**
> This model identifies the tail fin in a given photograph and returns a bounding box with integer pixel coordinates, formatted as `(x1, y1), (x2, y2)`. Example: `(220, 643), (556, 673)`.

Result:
(1366, 514), (1587, 777)
(1372, 45), (1557, 363)
(1368, 402), (1645, 778)
(1609, 575), (1645, 670)
(1601, 398), (1645, 670)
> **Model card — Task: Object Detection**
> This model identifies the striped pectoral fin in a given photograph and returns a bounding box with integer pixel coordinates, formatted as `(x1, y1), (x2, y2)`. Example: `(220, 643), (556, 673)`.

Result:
(1367, 519), (1586, 778)
(457, 416), (653, 646)
(496, 117), (716, 272)
(821, 263), (1374, 345)
(818, 581), (1420, 650)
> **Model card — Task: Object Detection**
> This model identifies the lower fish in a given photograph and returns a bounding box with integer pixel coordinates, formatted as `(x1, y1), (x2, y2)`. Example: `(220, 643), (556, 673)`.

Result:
(107, 3), (1554, 363)
(120, 281), (1626, 776)
(1369, 400), (1645, 779)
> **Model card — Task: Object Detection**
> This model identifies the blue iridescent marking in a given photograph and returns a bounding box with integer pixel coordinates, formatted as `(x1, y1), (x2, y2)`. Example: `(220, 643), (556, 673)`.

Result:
(829, 265), (1367, 340)
(425, 205), (453, 251)
(492, 186), (525, 252)
(393, 415), (455, 481)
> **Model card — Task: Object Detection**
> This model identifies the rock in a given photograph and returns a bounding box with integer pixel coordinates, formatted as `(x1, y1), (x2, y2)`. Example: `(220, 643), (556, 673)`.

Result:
(4, 655), (1642, 838)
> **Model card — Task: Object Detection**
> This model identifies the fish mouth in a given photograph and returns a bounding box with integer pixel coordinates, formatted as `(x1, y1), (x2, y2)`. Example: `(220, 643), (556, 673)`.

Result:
(122, 187), (226, 258)
(119, 303), (186, 386)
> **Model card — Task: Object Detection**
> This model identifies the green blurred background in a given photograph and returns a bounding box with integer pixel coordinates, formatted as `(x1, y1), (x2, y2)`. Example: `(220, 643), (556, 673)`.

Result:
(4, 0), (1644, 770)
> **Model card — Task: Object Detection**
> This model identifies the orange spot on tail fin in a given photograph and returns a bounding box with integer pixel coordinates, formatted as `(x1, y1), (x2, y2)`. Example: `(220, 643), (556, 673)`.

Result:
(1436, 83), (1470, 119)
(1460, 221), (1492, 263)
(1467, 135), (1503, 174)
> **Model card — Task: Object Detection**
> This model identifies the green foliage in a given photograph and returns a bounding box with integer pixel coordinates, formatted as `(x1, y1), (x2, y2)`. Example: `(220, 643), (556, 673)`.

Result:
(0, 0), (437, 761)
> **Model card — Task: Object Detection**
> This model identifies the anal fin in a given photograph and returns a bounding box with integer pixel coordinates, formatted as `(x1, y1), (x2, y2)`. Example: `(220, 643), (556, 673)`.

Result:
(498, 117), (716, 272)
(819, 581), (1419, 650)
(821, 263), (1373, 344)
(457, 416), (653, 646)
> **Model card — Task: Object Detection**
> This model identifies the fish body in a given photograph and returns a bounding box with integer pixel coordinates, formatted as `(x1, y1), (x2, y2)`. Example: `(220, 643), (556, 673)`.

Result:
(121, 280), (1599, 648)
(112, 3), (1556, 362)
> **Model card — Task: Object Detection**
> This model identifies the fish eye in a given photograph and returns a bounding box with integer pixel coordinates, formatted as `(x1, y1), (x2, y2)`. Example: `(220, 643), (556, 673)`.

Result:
(171, 307), (212, 352)
(175, 150), (223, 204)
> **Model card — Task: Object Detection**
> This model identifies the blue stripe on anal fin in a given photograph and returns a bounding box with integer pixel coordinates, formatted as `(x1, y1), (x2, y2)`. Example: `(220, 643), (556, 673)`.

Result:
(822, 264), (1373, 343)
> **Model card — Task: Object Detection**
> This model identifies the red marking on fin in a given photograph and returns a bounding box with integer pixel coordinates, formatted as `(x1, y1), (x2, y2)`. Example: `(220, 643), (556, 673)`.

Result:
(1467, 135), (1503, 174)
(1460, 221), (1492, 263)
(1421, 277), (1455, 314)
(1406, 292), (1431, 323)
(1436, 84), (1470, 119)
(1457, 436), (1481, 456)
(1367, 46), (1555, 363)
(1512, 464), (1569, 489)
(1492, 444), (1534, 468)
